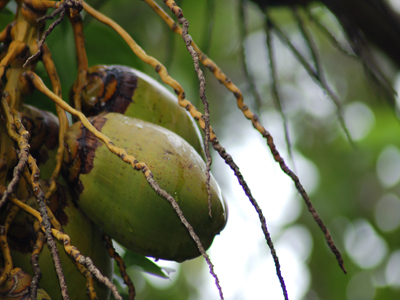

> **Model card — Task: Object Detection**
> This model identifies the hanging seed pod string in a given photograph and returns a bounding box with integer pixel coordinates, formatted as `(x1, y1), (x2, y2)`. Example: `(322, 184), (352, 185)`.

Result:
(1, 204), (22, 286)
(41, 43), (69, 200)
(238, 0), (264, 117)
(156, 2), (287, 297)
(0, 225), (12, 285)
(162, 0), (213, 218)
(268, 16), (352, 271)
(239, 0), (296, 173)
(0, 98), (65, 299)
(103, 234), (136, 300)
(264, 13), (294, 169)
(305, 9), (396, 110)
(4, 202), (19, 234)
(145, 0), (346, 275)
(0, 98), (69, 300)
(21, 165), (64, 232)
(19, 183), (98, 300)
(31, 219), (45, 300)
(0, 203), (20, 286)
(211, 138), (289, 300)
(25, 70), (225, 300)
(0, 98), (30, 210)
(290, 8), (353, 145)
(5, 193), (122, 300)
(74, 262), (99, 300)
(79, 256), (121, 300)
(68, 13), (89, 113)
(305, 10), (356, 57)
(29, 185), (69, 300)
(265, 15), (353, 145)
(0, 41), (27, 79)
(28, 149), (70, 300)
(23, 0), (84, 67)
(1, 197), (56, 300)
(268, 18), (352, 271)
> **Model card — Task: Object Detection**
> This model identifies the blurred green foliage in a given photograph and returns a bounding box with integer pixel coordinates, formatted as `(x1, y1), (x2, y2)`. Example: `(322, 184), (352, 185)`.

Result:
(4, 0), (400, 299)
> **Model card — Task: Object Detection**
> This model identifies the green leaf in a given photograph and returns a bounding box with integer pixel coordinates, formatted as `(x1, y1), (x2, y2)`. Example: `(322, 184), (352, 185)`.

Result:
(123, 250), (173, 279)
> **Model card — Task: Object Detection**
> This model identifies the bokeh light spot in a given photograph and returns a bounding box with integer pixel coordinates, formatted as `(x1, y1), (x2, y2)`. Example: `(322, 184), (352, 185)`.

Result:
(344, 102), (375, 141)
(385, 250), (400, 288)
(374, 194), (400, 232)
(388, 0), (400, 14)
(376, 145), (400, 188)
(346, 272), (376, 300)
(278, 225), (313, 262)
(344, 219), (388, 269)
(297, 72), (335, 119)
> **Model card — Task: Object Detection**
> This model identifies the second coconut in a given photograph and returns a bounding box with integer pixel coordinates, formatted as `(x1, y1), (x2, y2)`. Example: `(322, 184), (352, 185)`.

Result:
(63, 113), (227, 262)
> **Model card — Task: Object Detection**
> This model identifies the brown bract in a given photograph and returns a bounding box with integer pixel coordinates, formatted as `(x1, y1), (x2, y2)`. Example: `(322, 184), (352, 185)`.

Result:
(21, 105), (58, 165)
(63, 115), (106, 184)
(70, 65), (137, 116)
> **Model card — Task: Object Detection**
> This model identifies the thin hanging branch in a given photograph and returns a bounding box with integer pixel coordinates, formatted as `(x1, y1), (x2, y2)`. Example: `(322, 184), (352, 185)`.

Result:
(24, 0), (84, 67)
(264, 7), (295, 167)
(316, 2), (397, 108)
(28, 154), (70, 300)
(0, 101), (69, 300)
(8, 193), (120, 300)
(103, 234), (136, 300)
(163, 0), (213, 217)
(79, 256), (122, 300)
(0, 99), (30, 210)
(204, 0), (216, 57)
(0, 225), (12, 285)
(306, 10), (357, 58)
(267, 12), (354, 147)
(292, 8), (352, 140)
(146, 172), (224, 299)
(30, 221), (46, 300)
(239, 0), (264, 116)
(212, 139), (289, 300)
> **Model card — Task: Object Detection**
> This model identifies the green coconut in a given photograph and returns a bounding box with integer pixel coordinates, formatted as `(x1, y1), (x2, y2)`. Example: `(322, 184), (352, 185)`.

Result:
(63, 113), (227, 262)
(70, 65), (205, 159)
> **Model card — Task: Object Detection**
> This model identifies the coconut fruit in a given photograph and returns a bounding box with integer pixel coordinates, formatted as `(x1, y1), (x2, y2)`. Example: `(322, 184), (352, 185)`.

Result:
(70, 65), (205, 159)
(63, 113), (227, 262)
